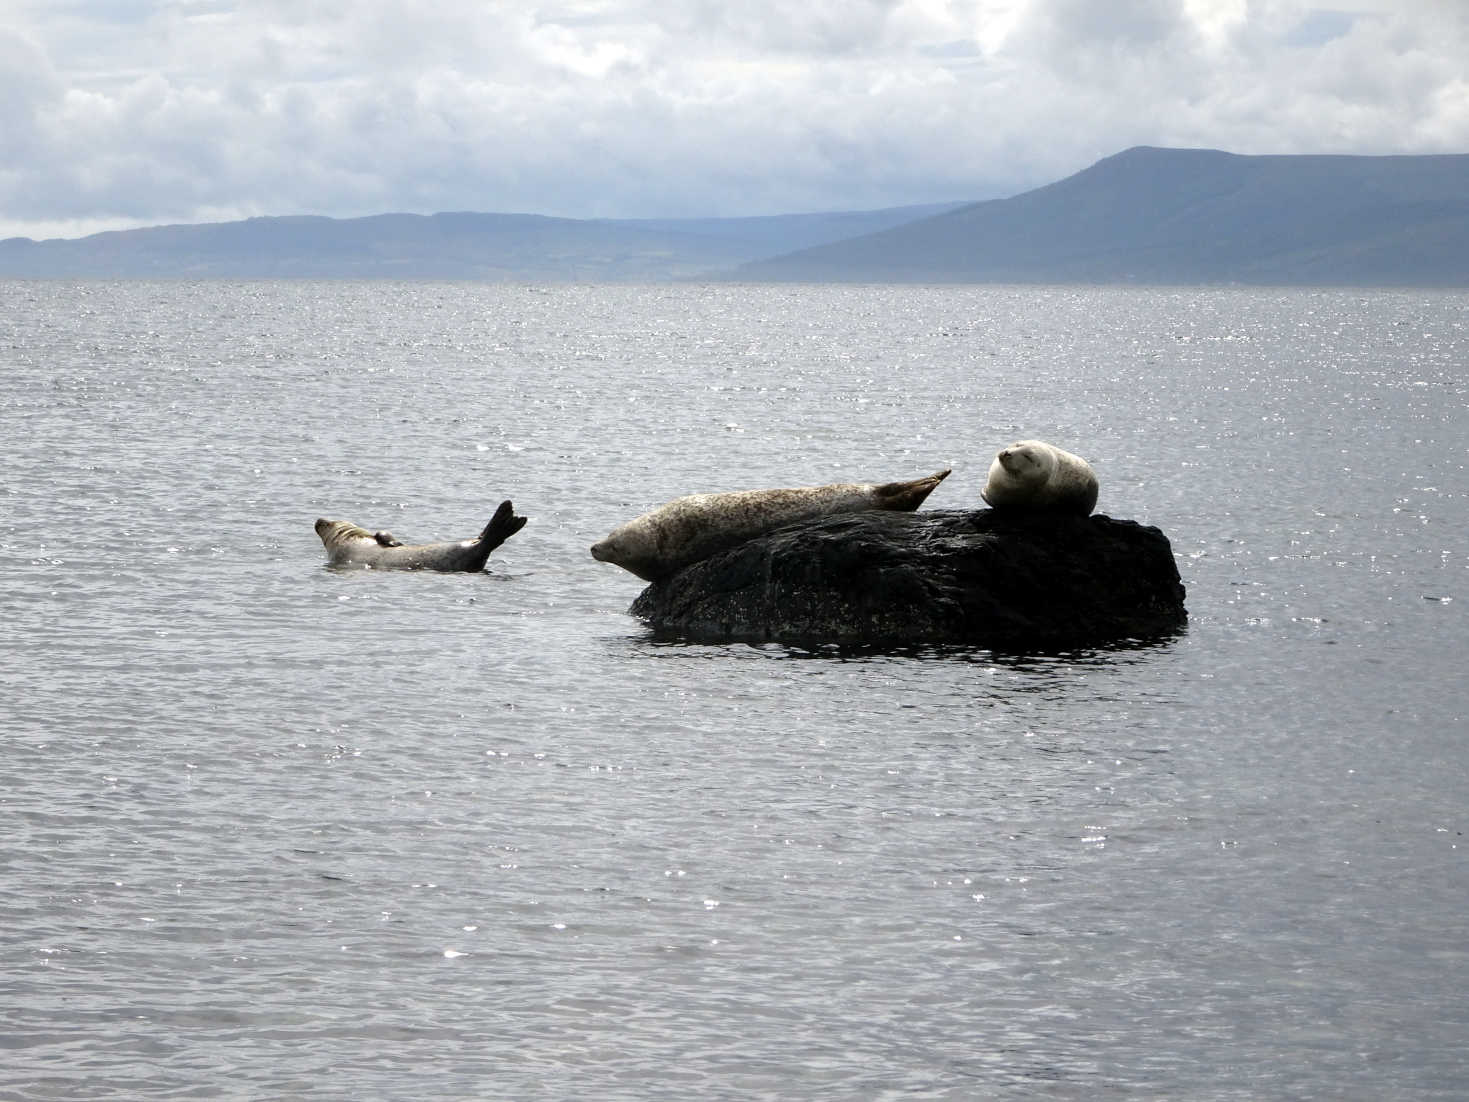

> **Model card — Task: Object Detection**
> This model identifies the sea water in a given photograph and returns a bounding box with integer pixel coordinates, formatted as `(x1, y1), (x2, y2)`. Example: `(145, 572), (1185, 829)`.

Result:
(2, 281), (1466, 1099)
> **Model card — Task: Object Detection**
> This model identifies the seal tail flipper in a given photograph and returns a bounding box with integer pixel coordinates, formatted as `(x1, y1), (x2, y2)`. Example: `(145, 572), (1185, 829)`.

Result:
(873, 468), (951, 511)
(476, 500), (528, 555)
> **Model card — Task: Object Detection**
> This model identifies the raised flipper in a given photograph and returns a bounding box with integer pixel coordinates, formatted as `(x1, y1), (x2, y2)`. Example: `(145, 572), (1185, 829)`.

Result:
(460, 500), (528, 570)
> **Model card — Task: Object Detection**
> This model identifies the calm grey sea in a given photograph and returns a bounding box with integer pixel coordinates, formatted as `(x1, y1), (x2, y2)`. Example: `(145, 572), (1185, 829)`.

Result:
(2, 281), (1466, 1100)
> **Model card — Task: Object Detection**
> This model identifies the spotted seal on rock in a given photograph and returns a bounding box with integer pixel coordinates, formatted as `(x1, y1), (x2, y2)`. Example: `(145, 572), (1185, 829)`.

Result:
(315, 501), (527, 571)
(981, 440), (1098, 515)
(591, 469), (950, 581)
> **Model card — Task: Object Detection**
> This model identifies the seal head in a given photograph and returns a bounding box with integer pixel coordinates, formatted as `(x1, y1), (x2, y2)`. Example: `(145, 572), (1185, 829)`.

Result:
(981, 440), (1098, 515)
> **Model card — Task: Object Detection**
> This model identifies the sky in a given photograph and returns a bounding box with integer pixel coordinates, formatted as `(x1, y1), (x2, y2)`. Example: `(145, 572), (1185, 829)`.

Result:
(2, 0), (1468, 239)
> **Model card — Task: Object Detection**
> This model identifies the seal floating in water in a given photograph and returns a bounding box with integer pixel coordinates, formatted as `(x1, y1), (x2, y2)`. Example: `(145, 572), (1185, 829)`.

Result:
(591, 469), (950, 581)
(315, 501), (527, 571)
(981, 440), (1098, 515)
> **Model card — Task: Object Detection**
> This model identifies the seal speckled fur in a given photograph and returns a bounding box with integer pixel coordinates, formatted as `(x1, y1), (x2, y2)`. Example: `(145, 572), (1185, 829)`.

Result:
(591, 469), (950, 581)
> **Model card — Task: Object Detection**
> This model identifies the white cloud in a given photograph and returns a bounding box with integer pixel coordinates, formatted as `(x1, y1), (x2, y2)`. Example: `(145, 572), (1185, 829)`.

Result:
(2, 0), (1467, 239)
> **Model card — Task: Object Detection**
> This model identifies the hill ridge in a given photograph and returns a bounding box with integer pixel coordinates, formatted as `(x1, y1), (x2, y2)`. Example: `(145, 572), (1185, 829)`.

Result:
(3, 148), (1466, 284)
(733, 147), (1469, 285)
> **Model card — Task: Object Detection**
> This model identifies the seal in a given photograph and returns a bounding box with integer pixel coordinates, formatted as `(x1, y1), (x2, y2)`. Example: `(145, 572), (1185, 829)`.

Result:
(591, 469), (950, 582)
(315, 500), (527, 571)
(981, 440), (1098, 515)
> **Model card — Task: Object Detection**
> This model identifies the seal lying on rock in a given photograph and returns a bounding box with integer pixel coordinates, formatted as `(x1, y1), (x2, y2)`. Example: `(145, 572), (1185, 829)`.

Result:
(591, 469), (950, 581)
(315, 501), (527, 571)
(981, 440), (1098, 516)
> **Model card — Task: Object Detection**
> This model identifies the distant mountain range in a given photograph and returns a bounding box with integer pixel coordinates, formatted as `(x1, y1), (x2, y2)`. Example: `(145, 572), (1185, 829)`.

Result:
(0, 203), (967, 281)
(735, 146), (1469, 286)
(2, 146), (1466, 284)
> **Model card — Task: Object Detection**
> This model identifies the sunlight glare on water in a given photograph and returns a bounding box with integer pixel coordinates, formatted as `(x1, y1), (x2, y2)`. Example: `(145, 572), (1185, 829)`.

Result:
(2, 281), (1466, 1099)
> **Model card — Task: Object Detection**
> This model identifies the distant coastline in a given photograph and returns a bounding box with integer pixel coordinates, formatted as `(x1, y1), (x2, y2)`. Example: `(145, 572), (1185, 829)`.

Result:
(2, 147), (1466, 285)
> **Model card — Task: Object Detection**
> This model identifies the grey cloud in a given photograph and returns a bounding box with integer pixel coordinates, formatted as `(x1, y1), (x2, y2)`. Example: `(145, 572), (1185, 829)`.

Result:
(0, 31), (61, 160)
(2, 1), (1468, 239)
(1283, 10), (1358, 48)
(1010, 0), (1190, 53)
(646, 0), (906, 55)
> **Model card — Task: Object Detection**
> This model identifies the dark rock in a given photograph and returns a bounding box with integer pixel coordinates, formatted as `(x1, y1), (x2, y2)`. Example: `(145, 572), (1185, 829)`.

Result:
(628, 508), (1187, 648)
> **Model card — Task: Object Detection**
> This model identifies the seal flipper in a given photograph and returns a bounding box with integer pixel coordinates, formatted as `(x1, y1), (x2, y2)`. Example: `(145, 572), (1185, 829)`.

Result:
(872, 468), (951, 511)
(373, 530), (402, 547)
(462, 500), (528, 570)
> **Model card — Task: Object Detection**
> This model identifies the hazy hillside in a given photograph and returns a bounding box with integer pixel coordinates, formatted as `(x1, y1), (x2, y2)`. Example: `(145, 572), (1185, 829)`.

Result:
(4, 148), (1466, 284)
(0, 203), (966, 281)
(731, 146), (1469, 286)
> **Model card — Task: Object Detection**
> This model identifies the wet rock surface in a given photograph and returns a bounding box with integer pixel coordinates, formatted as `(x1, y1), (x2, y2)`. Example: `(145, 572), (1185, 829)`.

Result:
(629, 508), (1188, 648)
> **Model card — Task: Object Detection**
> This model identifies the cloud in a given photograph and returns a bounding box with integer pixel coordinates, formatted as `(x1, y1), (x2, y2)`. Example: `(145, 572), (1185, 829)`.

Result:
(2, 1), (1467, 239)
